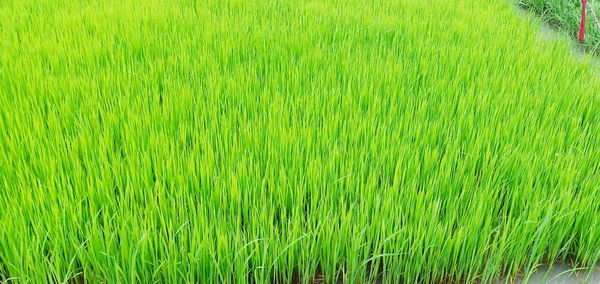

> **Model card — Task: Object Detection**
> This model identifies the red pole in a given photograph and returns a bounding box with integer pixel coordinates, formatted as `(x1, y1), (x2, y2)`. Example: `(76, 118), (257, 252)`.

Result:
(579, 0), (587, 42)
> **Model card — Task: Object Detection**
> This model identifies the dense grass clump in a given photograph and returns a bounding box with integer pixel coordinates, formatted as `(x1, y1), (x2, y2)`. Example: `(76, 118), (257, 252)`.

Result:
(0, 0), (599, 283)
(517, 0), (600, 53)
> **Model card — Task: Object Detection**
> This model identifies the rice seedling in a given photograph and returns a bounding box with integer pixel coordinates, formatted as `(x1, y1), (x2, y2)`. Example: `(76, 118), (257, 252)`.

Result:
(0, 0), (599, 283)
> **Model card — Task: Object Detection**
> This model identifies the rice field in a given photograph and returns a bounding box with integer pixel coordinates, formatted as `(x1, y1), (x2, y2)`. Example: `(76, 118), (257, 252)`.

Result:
(0, 0), (599, 283)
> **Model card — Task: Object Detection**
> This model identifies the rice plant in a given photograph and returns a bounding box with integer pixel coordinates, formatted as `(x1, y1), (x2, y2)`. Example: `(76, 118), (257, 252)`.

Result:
(0, 0), (599, 283)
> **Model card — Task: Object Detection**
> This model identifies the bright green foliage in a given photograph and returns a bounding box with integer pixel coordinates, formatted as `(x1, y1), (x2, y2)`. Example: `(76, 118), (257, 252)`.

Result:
(0, 0), (599, 283)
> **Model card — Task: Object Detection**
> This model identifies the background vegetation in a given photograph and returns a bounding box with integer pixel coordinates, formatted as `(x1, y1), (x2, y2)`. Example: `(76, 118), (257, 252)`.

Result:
(517, 0), (600, 54)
